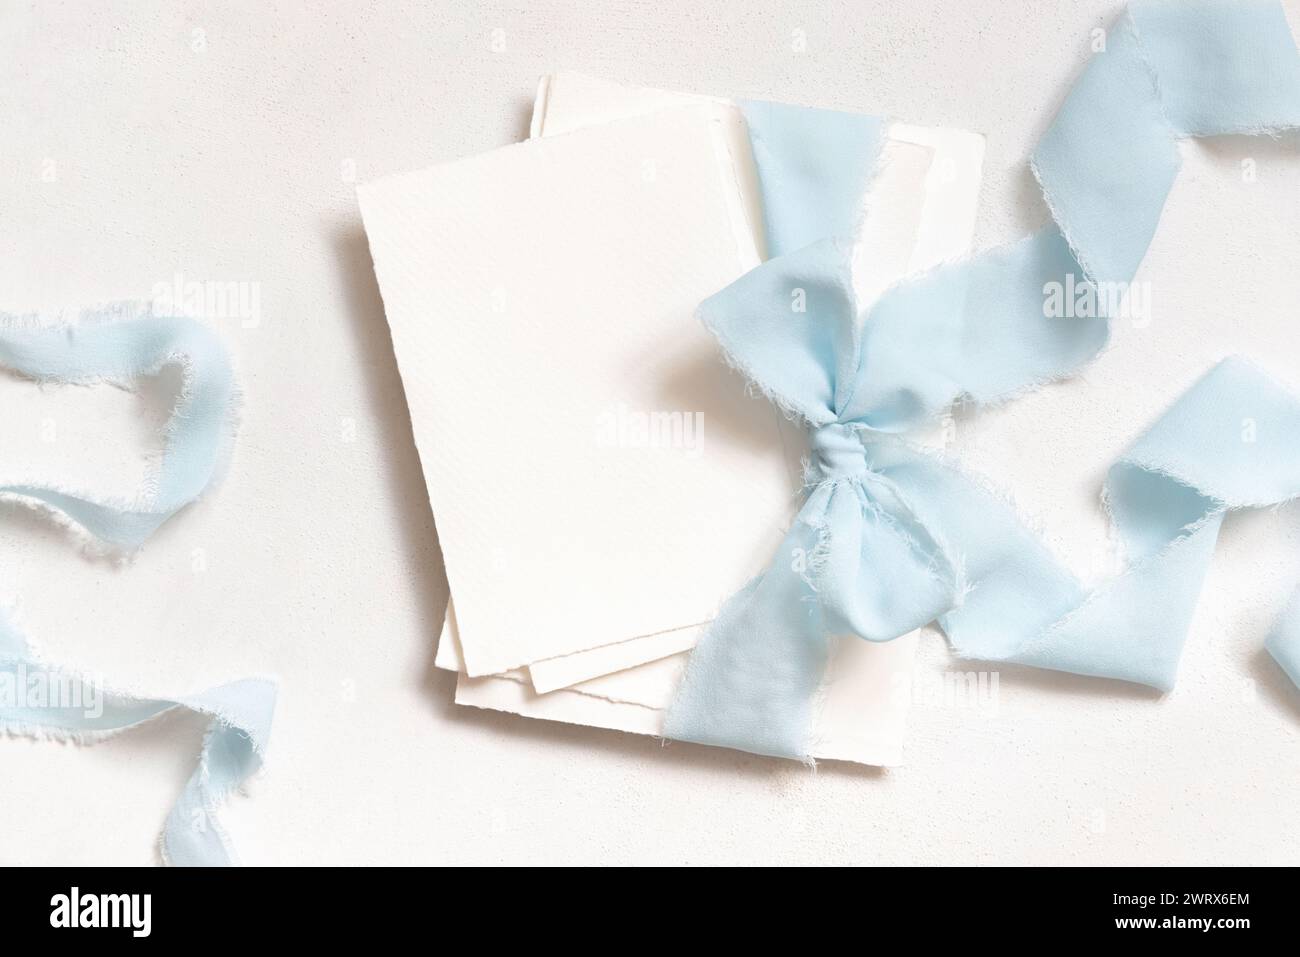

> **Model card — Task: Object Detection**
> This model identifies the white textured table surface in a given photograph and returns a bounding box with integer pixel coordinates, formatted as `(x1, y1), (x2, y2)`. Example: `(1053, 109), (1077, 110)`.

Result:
(2, 0), (1298, 865)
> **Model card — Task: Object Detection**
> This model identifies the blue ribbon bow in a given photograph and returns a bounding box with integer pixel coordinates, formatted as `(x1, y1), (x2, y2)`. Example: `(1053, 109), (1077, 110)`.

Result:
(666, 0), (1300, 760)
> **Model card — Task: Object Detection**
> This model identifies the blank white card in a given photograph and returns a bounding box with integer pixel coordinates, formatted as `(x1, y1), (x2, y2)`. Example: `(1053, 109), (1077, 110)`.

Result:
(359, 106), (797, 677)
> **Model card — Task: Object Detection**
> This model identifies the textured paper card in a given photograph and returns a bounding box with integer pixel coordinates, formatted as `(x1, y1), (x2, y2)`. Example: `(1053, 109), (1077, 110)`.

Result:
(429, 82), (800, 685)
(359, 107), (795, 677)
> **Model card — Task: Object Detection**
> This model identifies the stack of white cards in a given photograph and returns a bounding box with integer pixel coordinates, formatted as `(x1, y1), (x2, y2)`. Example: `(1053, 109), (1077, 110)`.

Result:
(359, 73), (985, 766)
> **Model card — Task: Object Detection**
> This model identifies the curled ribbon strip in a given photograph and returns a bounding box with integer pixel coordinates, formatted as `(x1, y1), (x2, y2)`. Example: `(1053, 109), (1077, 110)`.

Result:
(665, 0), (1300, 759)
(0, 302), (275, 865)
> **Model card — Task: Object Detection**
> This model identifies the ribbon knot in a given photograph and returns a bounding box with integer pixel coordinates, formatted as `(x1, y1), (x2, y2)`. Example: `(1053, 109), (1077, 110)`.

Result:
(809, 423), (868, 481)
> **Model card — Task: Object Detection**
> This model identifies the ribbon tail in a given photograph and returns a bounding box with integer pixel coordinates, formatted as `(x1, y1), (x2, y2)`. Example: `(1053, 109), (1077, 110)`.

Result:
(663, 469), (962, 759)
(0, 615), (276, 866)
(923, 358), (1300, 692)
(161, 679), (277, 867)
(663, 519), (829, 761)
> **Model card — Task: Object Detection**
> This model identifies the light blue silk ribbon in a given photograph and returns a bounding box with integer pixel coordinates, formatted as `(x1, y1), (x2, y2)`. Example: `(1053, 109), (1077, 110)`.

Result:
(739, 100), (886, 259)
(0, 302), (275, 865)
(666, 0), (1300, 759)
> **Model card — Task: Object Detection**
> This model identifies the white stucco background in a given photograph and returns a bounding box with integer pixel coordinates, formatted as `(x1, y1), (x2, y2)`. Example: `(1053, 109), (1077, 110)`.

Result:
(1, 0), (1298, 865)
